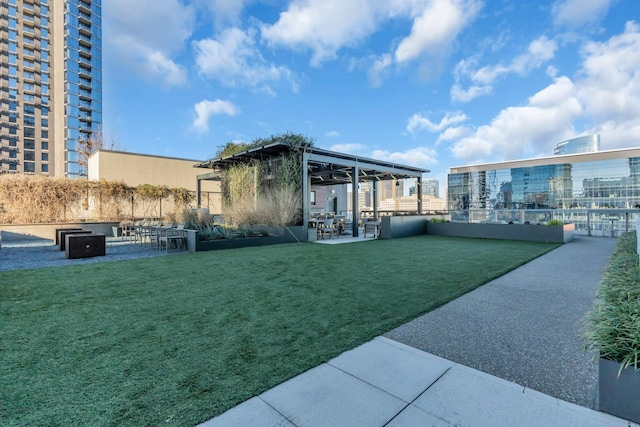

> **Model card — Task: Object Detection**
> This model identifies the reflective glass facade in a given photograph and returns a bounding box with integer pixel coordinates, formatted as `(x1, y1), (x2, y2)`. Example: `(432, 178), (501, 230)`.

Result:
(448, 149), (640, 211)
(0, 0), (101, 177)
(61, 0), (102, 177)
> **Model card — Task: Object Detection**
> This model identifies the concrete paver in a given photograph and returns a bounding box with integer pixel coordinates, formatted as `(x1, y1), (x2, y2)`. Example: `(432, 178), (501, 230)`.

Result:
(260, 362), (407, 427)
(328, 337), (454, 402)
(201, 337), (636, 426)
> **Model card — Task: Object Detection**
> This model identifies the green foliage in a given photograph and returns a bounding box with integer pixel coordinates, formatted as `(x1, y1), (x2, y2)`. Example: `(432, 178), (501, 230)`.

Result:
(215, 141), (263, 158)
(429, 218), (448, 223)
(582, 232), (640, 372)
(1, 236), (557, 425)
(219, 133), (314, 225)
(546, 219), (565, 226)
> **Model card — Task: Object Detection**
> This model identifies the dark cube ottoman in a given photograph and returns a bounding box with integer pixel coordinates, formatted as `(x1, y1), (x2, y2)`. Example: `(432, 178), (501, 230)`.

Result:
(65, 234), (105, 259)
(55, 228), (83, 245)
(59, 230), (93, 251)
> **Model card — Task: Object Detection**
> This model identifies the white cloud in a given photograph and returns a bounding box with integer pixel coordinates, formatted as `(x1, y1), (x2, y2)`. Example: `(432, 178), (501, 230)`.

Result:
(260, 0), (480, 72)
(407, 111), (468, 134)
(450, 84), (493, 103)
(451, 76), (583, 163)
(368, 54), (392, 88)
(448, 21), (640, 164)
(261, 0), (384, 67)
(193, 99), (240, 133)
(436, 125), (470, 145)
(452, 35), (558, 102)
(194, 0), (248, 25)
(328, 143), (367, 154)
(576, 21), (640, 148)
(325, 131), (341, 138)
(104, 0), (194, 86)
(395, 0), (482, 64)
(552, 0), (612, 28)
(371, 146), (438, 168)
(194, 28), (294, 93)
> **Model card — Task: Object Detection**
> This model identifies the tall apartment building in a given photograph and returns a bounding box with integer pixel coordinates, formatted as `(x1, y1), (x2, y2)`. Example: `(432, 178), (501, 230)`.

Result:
(0, 0), (102, 177)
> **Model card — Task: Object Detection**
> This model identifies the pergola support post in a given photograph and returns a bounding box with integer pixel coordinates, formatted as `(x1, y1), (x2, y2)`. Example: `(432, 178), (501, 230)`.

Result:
(303, 152), (310, 231)
(352, 164), (359, 237)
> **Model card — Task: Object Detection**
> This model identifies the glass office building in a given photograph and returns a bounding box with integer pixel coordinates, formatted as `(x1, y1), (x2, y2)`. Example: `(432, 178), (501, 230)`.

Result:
(448, 147), (640, 212)
(554, 134), (600, 155)
(0, 0), (102, 177)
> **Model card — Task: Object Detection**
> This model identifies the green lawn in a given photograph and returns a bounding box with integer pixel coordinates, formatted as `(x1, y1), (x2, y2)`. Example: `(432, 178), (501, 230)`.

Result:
(1, 236), (559, 426)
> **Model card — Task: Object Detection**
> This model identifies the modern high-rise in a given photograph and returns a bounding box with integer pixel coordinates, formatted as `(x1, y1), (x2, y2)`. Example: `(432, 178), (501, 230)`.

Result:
(0, 0), (102, 177)
(553, 134), (600, 155)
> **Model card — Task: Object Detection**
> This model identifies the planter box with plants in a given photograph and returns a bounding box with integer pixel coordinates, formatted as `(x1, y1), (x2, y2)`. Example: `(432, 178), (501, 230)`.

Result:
(582, 231), (640, 424)
(426, 219), (575, 243)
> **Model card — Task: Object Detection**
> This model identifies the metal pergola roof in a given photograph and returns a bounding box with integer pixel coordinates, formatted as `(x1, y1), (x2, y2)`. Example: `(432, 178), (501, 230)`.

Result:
(194, 142), (430, 237)
(194, 142), (430, 185)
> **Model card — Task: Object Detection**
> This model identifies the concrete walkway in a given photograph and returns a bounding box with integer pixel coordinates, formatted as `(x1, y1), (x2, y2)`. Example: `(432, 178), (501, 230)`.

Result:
(199, 236), (637, 426)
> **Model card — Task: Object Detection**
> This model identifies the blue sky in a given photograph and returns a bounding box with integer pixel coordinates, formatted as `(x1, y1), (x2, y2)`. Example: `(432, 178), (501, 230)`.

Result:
(103, 0), (640, 190)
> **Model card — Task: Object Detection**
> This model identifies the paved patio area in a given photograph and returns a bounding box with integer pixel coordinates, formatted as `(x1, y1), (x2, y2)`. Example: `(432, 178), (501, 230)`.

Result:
(0, 235), (174, 272)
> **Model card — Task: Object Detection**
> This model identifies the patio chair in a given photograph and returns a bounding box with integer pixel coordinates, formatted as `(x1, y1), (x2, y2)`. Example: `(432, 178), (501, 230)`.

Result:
(318, 218), (338, 239)
(152, 222), (173, 249)
(159, 223), (186, 252)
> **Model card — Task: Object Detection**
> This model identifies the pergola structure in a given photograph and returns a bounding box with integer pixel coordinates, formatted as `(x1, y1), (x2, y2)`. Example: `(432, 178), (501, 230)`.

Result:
(194, 143), (430, 237)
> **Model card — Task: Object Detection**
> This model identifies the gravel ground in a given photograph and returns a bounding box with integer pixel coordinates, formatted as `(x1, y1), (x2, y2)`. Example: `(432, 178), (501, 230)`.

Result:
(0, 237), (175, 272)
(385, 235), (617, 409)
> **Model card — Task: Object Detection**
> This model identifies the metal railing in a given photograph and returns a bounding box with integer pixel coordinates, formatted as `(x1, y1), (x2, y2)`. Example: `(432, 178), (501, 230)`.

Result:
(448, 209), (640, 237)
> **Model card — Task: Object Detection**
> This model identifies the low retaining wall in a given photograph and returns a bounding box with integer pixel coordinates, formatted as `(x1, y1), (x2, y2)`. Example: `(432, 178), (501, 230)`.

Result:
(426, 222), (575, 243)
(380, 216), (428, 239)
(0, 222), (121, 241)
(195, 226), (306, 252)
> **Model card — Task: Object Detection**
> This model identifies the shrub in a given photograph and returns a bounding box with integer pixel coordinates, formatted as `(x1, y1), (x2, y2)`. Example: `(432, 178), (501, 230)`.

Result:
(546, 219), (565, 226)
(429, 217), (448, 223)
(582, 231), (640, 373)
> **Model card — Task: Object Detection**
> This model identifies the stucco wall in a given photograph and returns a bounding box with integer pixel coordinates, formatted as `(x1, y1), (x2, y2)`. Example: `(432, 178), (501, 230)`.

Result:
(88, 150), (219, 193)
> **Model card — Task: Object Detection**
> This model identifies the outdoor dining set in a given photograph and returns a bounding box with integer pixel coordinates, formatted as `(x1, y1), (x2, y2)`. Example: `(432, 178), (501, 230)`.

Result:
(307, 215), (381, 239)
(121, 220), (188, 251)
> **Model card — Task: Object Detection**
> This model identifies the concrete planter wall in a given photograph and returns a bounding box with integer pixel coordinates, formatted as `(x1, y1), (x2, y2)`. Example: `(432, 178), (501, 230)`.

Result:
(598, 358), (640, 423)
(379, 216), (428, 239)
(426, 222), (575, 243)
(0, 221), (122, 241)
(194, 226), (306, 252)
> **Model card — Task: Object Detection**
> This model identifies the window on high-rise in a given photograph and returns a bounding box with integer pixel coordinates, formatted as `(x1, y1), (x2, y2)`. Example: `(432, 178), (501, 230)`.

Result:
(24, 139), (35, 150)
(24, 163), (36, 173)
(24, 151), (35, 162)
(42, 153), (49, 162)
(41, 164), (49, 173)
(42, 141), (49, 150)
(24, 128), (35, 138)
